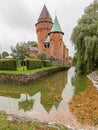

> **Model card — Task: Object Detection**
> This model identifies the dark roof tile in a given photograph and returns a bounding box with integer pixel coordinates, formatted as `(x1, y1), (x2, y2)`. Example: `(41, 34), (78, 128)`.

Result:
(38, 5), (52, 22)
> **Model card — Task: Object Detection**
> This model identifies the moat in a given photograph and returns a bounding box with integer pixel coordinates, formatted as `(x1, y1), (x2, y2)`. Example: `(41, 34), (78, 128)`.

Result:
(0, 67), (97, 129)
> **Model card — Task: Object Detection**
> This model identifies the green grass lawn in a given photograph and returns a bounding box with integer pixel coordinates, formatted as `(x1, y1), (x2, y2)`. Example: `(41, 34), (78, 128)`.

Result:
(0, 66), (64, 74)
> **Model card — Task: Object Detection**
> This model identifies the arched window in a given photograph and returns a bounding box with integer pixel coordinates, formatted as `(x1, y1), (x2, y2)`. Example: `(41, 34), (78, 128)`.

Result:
(59, 41), (62, 47)
(51, 41), (54, 49)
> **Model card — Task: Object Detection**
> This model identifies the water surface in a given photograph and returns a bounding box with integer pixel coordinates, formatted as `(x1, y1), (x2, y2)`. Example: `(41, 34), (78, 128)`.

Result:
(0, 67), (88, 128)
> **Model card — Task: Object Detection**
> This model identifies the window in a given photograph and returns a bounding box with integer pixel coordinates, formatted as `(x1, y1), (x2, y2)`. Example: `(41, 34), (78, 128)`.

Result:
(51, 42), (54, 48)
(59, 40), (62, 47)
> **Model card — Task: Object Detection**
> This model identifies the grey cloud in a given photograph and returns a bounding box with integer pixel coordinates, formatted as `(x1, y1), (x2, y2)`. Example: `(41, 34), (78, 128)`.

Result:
(0, 0), (94, 56)
(0, 0), (34, 31)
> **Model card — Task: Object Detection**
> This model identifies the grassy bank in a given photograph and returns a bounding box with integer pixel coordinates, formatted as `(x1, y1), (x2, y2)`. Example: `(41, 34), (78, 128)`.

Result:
(0, 66), (69, 74)
(0, 113), (67, 130)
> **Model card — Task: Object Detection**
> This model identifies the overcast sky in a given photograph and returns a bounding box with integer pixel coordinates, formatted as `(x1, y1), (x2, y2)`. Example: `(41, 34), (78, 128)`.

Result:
(0, 0), (94, 56)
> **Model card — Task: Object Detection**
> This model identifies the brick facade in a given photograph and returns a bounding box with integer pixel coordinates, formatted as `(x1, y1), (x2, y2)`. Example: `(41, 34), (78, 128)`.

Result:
(35, 5), (68, 62)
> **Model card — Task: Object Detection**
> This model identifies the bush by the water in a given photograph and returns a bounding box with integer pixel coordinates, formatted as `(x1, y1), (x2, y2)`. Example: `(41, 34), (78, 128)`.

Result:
(43, 60), (52, 67)
(26, 59), (43, 70)
(0, 59), (17, 70)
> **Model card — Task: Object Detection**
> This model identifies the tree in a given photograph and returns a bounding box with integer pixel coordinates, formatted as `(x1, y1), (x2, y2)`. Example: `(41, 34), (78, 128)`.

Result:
(71, 1), (98, 74)
(11, 42), (30, 70)
(18, 94), (34, 112)
(48, 56), (55, 61)
(27, 41), (38, 47)
(2, 51), (9, 58)
(72, 53), (77, 66)
(37, 52), (46, 66)
(11, 42), (29, 59)
(37, 52), (46, 60)
(0, 54), (2, 59)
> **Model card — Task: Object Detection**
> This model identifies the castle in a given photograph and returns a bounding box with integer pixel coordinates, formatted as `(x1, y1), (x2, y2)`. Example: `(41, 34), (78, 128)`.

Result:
(35, 5), (68, 62)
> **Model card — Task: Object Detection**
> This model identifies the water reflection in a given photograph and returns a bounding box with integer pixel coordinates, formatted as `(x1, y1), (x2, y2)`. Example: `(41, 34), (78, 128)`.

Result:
(18, 95), (34, 112)
(0, 70), (67, 112)
(59, 67), (75, 108)
(0, 67), (88, 128)
(71, 72), (87, 95)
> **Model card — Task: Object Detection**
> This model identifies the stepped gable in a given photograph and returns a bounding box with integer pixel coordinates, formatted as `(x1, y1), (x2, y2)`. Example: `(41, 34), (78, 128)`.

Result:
(38, 4), (52, 22)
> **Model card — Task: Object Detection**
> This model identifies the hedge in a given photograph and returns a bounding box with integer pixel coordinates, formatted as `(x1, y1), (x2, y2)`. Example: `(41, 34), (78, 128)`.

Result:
(43, 60), (52, 67)
(0, 59), (17, 70)
(26, 59), (43, 70)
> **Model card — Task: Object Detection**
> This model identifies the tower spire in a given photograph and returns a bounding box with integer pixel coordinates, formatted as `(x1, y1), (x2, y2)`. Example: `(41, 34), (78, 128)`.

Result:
(50, 15), (64, 35)
(38, 4), (52, 22)
(55, 10), (57, 19)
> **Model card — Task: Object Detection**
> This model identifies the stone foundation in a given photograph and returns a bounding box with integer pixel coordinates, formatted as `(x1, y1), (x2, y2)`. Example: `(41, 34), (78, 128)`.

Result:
(0, 67), (69, 84)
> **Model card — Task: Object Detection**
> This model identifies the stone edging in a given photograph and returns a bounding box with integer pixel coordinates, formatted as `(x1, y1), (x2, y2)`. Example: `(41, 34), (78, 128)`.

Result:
(0, 67), (69, 84)
(87, 71), (98, 90)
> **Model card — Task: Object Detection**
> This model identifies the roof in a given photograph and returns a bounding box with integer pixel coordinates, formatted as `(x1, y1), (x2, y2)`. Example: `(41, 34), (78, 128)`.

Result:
(43, 35), (50, 44)
(38, 4), (52, 22)
(29, 47), (38, 51)
(50, 16), (64, 34)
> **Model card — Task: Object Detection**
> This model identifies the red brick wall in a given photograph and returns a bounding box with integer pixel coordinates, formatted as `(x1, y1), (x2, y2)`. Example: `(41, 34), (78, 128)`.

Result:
(35, 21), (52, 52)
(29, 50), (38, 56)
(50, 33), (64, 60)
(35, 15), (69, 62)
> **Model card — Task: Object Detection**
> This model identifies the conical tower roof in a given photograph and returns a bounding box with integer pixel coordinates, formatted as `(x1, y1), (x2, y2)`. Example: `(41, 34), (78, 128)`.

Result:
(50, 16), (64, 34)
(38, 4), (52, 22)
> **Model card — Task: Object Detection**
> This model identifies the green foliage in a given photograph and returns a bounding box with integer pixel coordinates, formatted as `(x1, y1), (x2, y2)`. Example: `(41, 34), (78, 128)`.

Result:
(0, 113), (7, 123)
(37, 52), (46, 60)
(0, 59), (17, 70)
(11, 42), (30, 70)
(48, 55), (55, 61)
(11, 42), (30, 60)
(29, 54), (37, 59)
(2, 51), (9, 58)
(0, 113), (66, 130)
(0, 66), (61, 74)
(0, 54), (2, 59)
(18, 98), (34, 112)
(43, 60), (52, 67)
(26, 58), (43, 70)
(72, 54), (77, 66)
(68, 56), (72, 60)
(27, 41), (38, 47)
(71, 75), (87, 95)
(71, 1), (98, 74)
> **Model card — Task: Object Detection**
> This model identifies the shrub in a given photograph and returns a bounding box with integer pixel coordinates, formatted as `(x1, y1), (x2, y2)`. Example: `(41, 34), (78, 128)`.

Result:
(26, 59), (43, 70)
(0, 59), (17, 70)
(37, 52), (46, 60)
(43, 60), (52, 67)
(48, 56), (55, 61)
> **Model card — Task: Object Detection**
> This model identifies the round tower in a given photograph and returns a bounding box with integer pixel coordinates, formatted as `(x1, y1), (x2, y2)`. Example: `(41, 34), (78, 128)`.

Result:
(49, 16), (64, 61)
(35, 5), (53, 52)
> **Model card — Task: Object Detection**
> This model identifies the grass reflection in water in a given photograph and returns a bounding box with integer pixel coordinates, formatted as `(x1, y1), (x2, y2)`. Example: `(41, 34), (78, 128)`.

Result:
(0, 70), (67, 112)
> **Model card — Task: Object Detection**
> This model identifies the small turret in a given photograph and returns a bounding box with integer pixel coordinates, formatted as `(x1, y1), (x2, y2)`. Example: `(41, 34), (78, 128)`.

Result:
(49, 16), (64, 60)
(49, 16), (64, 35)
